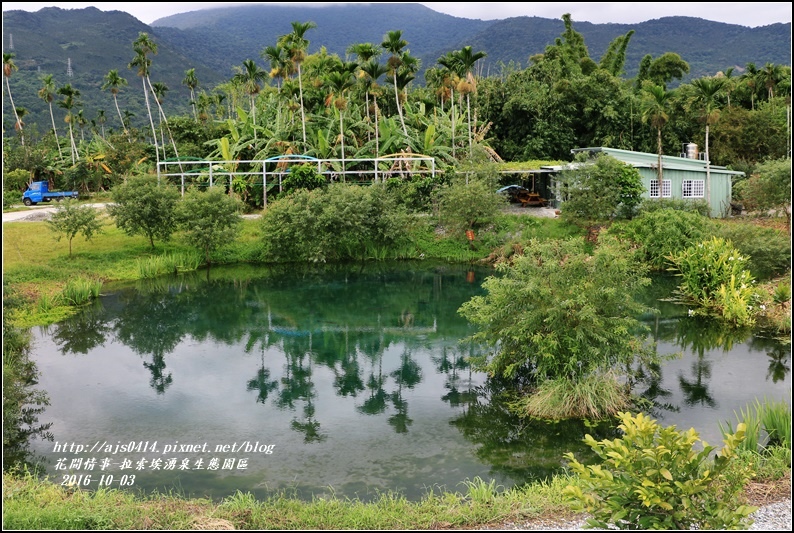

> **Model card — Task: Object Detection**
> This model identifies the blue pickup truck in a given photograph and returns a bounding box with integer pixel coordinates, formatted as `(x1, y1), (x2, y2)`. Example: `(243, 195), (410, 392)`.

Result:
(22, 181), (79, 206)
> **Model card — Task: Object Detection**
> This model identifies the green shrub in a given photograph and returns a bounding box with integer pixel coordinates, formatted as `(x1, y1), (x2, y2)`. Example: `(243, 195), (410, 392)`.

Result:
(260, 184), (412, 263)
(606, 209), (713, 270)
(714, 222), (791, 280)
(281, 163), (326, 193)
(563, 412), (757, 530)
(667, 236), (758, 326)
(637, 197), (712, 217)
(772, 281), (791, 305)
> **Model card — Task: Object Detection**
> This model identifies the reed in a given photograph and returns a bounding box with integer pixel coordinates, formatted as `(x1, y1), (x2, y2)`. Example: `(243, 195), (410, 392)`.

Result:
(61, 277), (102, 306)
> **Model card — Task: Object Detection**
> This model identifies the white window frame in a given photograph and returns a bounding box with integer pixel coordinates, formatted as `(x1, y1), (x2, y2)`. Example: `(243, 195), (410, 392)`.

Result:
(649, 179), (671, 198)
(682, 179), (705, 198)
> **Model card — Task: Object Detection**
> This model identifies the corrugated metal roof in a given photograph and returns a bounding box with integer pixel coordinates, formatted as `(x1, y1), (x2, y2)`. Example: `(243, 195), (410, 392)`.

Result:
(571, 147), (745, 176)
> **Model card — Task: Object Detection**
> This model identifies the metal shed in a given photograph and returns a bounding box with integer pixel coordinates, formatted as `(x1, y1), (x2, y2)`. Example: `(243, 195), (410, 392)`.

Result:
(570, 147), (745, 218)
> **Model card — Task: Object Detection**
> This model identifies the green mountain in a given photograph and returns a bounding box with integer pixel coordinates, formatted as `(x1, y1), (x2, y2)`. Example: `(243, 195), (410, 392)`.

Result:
(2, 3), (790, 136)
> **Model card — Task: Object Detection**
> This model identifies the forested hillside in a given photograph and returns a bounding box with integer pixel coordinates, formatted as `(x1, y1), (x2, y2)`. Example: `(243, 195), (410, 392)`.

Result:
(2, 3), (789, 135)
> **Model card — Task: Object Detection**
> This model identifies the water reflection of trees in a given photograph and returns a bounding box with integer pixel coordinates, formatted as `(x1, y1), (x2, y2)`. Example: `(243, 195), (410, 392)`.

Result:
(450, 381), (619, 482)
(51, 299), (110, 354)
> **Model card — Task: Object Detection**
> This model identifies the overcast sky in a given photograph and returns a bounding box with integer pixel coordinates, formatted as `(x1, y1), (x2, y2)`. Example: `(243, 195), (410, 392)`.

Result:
(2, 1), (792, 27)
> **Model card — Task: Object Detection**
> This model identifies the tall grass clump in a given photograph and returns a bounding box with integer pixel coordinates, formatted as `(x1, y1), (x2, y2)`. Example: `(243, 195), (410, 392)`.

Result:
(515, 370), (631, 420)
(137, 252), (202, 278)
(720, 397), (791, 456)
(61, 277), (102, 305)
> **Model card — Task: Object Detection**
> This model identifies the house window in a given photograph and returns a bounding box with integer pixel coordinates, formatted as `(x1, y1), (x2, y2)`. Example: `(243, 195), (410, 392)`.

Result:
(682, 179), (705, 198)
(649, 179), (671, 198)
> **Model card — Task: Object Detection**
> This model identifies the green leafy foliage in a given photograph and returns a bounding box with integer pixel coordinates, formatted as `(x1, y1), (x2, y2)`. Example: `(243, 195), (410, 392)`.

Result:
(281, 163), (326, 194)
(260, 183), (412, 263)
(557, 154), (645, 224)
(3, 283), (52, 472)
(175, 186), (242, 264)
(636, 197), (712, 217)
(436, 177), (505, 236)
(458, 237), (655, 386)
(107, 174), (180, 249)
(563, 412), (757, 530)
(735, 157), (791, 231)
(714, 222), (791, 280)
(608, 208), (714, 270)
(46, 198), (104, 256)
(668, 236), (759, 326)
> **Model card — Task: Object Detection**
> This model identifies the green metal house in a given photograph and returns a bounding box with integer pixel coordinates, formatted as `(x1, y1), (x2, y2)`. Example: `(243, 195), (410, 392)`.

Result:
(565, 146), (745, 218)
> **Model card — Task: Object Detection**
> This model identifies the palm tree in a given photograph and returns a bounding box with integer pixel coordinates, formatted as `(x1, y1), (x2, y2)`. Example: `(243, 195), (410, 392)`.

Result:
(57, 83), (81, 164)
(261, 44), (291, 90)
(196, 91), (213, 123)
(453, 46), (487, 158)
(128, 32), (159, 160)
(151, 81), (170, 159)
(4, 52), (24, 146)
(691, 77), (725, 204)
(76, 109), (88, 142)
(233, 59), (269, 141)
(760, 62), (782, 101)
(640, 84), (673, 190)
(360, 59), (389, 154)
(436, 52), (463, 158)
(381, 30), (409, 137)
(279, 21), (317, 147)
(740, 63), (760, 110)
(38, 73), (63, 158)
(347, 42), (382, 134)
(95, 109), (107, 140)
(102, 69), (130, 141)
(182, 68), (199, 120)
(325, 69), (356, 178)
(720, 66), (736, 108)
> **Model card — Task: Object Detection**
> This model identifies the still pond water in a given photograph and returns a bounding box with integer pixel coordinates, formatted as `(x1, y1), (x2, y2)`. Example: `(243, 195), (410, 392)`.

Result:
(29, 261), (790, 502)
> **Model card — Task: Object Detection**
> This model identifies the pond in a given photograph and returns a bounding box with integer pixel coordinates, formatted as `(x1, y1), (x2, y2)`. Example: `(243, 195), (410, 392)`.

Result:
(26, 261), (790, 502)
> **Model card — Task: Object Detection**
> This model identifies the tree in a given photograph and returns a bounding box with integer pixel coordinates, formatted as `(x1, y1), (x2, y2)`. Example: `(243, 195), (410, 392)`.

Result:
(646, 52), (690, 88)
(182, 68), (199, 120)
(279, 21), (317, 146)
(3, 52), (24, 146)
(347, 42), (383, 138)
(107, 175), (180, 249)
(691, 77), (725, 203)
(437, 51), (463, 159)
(740, 63), (760, 110)
(56, 84), (81, 165)
(558, 153), (645, 225)
(176, 186), (242, 265)
(38, 74), (63, 159)
(128, 32), (160, 161)
(46, 199), (104, 257)
(737, 157), (792, 234)
(382, 30), (410, 137)
(454, 46), (487, 158)
(101, 69), (130, 141)
(458, 236), (654, 417)
(640, 84), (673, 189)
(359, 59), (389, 155)
(233, 59), (268, 141)
(437, 177), (504, 235)
(324, 68), (355, 174)
(760, 62), (782, 100)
